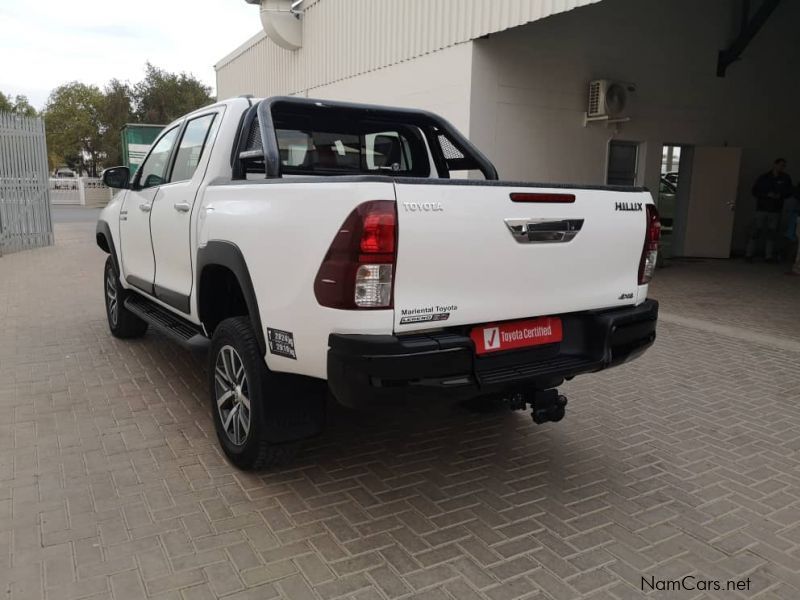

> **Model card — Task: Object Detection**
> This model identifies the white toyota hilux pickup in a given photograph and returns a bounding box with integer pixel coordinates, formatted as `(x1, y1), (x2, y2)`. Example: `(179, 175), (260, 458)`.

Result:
(97, 96), (660, 469)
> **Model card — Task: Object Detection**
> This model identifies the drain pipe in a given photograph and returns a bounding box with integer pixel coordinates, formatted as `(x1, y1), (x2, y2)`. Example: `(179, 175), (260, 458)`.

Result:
(245, 0), (302, 51)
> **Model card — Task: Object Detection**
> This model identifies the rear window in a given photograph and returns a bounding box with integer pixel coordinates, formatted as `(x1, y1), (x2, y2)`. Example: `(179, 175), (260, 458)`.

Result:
(276, 129), (415, 174)
(241, 112), (430, 178)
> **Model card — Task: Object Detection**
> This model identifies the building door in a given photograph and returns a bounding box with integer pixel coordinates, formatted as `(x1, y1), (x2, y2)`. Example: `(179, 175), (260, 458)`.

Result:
(607, 141), (639, 186)
(657, 144), (684, 259)
(680, 147), (742, 258)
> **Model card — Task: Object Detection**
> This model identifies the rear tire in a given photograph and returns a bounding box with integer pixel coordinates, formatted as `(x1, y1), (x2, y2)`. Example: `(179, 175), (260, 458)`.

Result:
(104, 256), (148, 339)
(208, 317), (325, 470)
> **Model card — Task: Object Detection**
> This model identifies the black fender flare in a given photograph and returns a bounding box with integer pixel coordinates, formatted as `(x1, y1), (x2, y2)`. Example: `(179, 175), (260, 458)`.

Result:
(196, 241), (266, 356)
(96, 220), (119, 273)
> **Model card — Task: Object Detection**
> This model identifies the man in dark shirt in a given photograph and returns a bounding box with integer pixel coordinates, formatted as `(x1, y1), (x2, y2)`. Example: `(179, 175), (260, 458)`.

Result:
(746, 158), (792, 261)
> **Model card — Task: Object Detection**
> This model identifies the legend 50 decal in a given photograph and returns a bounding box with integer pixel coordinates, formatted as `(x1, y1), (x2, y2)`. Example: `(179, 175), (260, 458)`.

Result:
(399, 304), (457, 325)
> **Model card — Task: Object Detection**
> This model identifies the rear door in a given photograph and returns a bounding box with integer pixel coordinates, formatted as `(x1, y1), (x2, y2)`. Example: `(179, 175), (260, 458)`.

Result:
(392, 182), (650, 333)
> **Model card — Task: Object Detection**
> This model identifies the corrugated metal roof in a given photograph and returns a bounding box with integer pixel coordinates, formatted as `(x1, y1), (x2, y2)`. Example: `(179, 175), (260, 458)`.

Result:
(216, 0), (603, 98)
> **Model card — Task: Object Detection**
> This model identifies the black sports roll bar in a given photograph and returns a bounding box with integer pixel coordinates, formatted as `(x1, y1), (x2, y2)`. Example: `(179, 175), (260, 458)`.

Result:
(231, 96), (499, 181)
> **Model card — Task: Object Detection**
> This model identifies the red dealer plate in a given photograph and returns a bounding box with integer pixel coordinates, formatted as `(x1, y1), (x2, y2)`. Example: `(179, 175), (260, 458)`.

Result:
(470, 316), (563, 355)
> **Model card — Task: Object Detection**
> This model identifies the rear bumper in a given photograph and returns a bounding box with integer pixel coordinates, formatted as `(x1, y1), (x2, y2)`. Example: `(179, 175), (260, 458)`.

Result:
(327, 300), (658, 407)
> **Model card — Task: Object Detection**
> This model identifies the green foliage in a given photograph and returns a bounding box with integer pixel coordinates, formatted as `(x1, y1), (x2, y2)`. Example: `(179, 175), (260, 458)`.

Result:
(43, 82), (104, 176)
(0, 91), (38, 117)
(133, 63), (214, 123)
(41, 64), (214, 173)
(100, 79), (134, 166)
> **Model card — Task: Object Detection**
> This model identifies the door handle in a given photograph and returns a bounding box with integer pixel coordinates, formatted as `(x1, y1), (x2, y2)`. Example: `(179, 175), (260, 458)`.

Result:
(138, 203), (151, 212)
(174, 202), (191, 213)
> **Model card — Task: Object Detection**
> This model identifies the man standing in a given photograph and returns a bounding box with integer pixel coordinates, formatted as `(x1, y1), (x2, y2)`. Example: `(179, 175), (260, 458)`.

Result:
(746, 158), (793, 261)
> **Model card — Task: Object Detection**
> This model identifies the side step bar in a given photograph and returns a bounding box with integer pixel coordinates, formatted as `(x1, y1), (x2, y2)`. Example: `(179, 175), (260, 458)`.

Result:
(124, 293), (210, 352)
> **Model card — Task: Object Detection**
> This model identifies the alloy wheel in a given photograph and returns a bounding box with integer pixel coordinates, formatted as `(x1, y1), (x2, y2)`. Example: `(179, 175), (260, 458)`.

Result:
(214, 345), (251, 446)
(105, 269), (118, 326)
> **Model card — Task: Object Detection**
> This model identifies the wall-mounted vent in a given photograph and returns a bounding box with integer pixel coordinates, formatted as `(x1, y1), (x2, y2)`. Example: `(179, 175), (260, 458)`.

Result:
(587, 80), (632, 119)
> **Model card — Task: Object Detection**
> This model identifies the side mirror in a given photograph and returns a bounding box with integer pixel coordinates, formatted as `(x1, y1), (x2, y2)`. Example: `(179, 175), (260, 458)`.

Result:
(102, 166), (130, 189)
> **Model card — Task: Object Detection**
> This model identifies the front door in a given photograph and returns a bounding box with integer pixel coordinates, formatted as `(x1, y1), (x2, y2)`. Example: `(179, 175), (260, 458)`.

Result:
(119, 125), (181, 293)
(681, 146), (742, 258)
(150, 111), (221, 313)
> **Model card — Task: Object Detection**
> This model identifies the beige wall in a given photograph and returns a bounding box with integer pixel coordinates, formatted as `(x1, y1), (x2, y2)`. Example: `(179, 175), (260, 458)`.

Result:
(468, 0), (800, 252)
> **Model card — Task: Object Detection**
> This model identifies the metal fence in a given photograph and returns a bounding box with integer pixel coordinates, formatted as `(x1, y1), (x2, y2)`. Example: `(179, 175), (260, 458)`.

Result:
(0, 112), (54, 255)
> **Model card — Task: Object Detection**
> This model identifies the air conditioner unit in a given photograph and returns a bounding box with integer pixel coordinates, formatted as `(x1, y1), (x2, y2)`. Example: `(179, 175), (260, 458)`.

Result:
(587, 80), (633, 119)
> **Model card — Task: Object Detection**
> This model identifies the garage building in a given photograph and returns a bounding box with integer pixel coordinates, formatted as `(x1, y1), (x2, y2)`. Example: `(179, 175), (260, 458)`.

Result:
(215, 0), (799, 258)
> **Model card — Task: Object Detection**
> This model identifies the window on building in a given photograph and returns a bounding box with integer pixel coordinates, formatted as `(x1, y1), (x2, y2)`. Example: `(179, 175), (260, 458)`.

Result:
(607, 141), (640, 187)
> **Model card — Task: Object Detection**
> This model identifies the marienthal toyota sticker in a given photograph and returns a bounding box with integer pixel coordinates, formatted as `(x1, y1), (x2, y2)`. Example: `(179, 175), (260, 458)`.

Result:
(267, 328), (297, 359)
(399, 304), (457, 325)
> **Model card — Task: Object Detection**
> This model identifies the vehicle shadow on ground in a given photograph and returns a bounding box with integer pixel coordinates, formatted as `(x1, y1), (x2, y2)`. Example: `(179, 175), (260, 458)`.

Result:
(132, 326), (597, 508)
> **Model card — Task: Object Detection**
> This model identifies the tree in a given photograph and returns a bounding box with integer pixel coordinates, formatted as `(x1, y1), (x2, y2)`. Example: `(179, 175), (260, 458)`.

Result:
(11, 95), (37, 117)
(133, 62), (214, 123)
(40, 63), (214, 173)
(100, 79), (134, 166)
(0, 91), (38, 117)
(43, 82), (104, 176)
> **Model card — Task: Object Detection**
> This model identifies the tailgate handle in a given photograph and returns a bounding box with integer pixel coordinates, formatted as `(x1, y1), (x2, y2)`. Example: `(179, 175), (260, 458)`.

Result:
(504, 218), (584, 244)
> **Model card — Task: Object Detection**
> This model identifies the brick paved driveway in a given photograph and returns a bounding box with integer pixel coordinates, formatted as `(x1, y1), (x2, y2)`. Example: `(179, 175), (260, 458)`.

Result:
(2, 218), (799, 600)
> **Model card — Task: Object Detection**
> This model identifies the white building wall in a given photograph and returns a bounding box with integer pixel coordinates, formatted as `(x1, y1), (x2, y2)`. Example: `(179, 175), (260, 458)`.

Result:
(306, 43), (474, 137)
(215, 0), (602, 99)
(468, 0), (800, 251)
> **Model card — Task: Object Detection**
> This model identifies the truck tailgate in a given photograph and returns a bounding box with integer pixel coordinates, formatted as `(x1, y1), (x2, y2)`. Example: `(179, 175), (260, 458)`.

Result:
(392, 182), (651, 332)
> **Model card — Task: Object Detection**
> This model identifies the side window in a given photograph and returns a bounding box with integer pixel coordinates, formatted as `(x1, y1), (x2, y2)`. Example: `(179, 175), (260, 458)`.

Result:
(170, 114), (217, 183)
(138, 126), (180, 189)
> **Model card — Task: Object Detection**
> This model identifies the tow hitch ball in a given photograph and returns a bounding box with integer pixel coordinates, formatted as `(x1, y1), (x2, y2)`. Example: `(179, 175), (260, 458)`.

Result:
(505, 389), (568, 424)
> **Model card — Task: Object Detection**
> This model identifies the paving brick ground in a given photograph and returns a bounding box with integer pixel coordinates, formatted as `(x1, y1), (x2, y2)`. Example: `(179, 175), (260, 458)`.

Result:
(1, 218), (799, 600)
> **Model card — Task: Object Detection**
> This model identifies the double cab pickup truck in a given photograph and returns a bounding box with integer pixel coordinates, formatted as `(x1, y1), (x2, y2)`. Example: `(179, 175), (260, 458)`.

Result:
(97, 96), (660, 469)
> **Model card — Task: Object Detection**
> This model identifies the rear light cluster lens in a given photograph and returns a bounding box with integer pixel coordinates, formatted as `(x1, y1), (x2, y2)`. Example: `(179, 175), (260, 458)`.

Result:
(355, 264), (393, 307)
(638, 204), (661, 284)
(314, 200), (397, 309)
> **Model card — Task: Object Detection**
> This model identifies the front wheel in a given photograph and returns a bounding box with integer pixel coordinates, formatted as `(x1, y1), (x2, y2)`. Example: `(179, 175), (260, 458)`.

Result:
(104, 256), (148, 339)
(209, 317), (325, 470)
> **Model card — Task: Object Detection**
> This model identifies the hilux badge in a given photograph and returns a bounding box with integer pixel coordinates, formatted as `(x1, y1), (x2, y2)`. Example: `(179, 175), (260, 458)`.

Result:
(615, 202), (643, 212)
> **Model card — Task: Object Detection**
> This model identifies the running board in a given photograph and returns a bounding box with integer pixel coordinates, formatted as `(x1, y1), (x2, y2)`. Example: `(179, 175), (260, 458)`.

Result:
(124, 293), (210, 352)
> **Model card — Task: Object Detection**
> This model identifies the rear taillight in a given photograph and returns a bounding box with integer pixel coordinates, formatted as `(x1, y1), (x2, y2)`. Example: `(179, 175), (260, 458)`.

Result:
(314, 200), (397, 309)
(638, 204), (661, 284)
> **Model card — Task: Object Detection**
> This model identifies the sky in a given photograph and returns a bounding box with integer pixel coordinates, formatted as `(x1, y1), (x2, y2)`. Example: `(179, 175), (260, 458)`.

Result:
(0, 0), (263, 109)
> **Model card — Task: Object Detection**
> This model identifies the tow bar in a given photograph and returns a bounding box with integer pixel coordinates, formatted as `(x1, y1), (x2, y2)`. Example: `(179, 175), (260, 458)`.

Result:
(504, 388), (568, 424)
